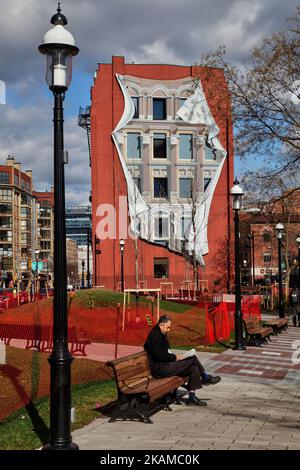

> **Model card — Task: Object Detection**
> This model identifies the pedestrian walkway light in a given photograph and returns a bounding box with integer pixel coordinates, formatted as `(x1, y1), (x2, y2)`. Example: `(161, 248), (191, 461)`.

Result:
(230, 179), (246, 350)
(39, 3), (79, 450)
(276, 223), (285, 318)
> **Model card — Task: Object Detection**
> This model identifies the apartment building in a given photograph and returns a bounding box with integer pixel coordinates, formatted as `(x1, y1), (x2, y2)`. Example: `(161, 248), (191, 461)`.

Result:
(90, 56), (234, 291)
(0, 156), (37, 287)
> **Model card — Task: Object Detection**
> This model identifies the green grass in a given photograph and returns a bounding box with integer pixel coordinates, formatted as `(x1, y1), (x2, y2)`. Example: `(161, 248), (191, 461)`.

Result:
(0, 379), (116, 450)
(75, 288), (192, 314)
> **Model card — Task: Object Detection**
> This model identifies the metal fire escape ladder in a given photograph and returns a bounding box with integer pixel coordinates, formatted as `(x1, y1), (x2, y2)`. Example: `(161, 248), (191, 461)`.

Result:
(78, 106), (91, 167)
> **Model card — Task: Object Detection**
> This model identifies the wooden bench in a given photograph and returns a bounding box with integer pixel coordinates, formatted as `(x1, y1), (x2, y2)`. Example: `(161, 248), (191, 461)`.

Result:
(0, 323), (90, 356)
(106, 351), (187, 424)
(243, 319), (273, 347)
(262, 317), (288, 335)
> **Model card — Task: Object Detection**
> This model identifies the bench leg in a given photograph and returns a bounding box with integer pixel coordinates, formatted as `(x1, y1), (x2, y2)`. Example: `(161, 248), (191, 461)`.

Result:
(137, 397), (153, 424)
(108, 395), (153, 424)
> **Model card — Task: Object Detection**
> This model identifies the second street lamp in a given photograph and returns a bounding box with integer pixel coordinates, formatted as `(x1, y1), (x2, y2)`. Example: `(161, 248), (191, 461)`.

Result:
(120, 239), (125, 292)
(296, 236), (300, 294)
(230, 179), (246, 350)
(275, 223), (285, 318)
(81, 259), (85, 290)
(39, 3), (79, 450)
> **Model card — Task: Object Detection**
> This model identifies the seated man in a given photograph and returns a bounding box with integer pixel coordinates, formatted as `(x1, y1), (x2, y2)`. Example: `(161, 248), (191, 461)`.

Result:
(144, 315), (221, 406)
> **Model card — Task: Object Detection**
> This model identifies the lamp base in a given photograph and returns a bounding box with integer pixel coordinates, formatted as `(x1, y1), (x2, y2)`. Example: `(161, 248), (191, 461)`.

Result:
(42, 442), (79, 451)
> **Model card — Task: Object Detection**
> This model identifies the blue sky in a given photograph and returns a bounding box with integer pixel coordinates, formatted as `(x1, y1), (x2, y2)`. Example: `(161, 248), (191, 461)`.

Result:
(0, 0), (299, 204)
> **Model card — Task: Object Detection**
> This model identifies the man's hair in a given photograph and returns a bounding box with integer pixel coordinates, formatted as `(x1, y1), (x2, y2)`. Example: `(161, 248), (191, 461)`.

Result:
(157, 315), (171, 326)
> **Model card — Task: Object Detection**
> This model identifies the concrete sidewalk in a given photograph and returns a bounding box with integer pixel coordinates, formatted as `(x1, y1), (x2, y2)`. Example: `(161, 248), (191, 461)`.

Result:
(72, 327), (300, 450)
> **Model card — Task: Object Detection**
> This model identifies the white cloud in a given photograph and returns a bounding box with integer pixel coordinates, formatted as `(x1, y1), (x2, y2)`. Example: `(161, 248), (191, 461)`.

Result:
(1, 0), (300, 205)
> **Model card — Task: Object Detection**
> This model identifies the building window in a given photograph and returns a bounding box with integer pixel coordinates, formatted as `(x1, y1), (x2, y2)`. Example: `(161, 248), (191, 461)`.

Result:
(263, 231), (271, 243)
(0, 216), (12, 228)
(181, 216), (191, 240)
(263, 252), (272, 263)
(0, 189), (12, 201)
(204, 177), (212, 191)
(179, 178), (193, 198)
(154, 177), (168, 199)
(127, 133), (141, 158)
(153, 133), (167, 159)
(153, 98), (166, 120)
(14, 174), (19, 186)
(0, 172), (10, 184)
(0, 203), (12, 214)
(133, 177), (142, 193)
(154, 258), (169, 278)
(204, 144), (217, 160)
(179, 134), (193, 159)
(21, 207), (31, 218)
(154, 214), (169, 239)
(179, 98), (187, 109)
(131, 97), (139, 119)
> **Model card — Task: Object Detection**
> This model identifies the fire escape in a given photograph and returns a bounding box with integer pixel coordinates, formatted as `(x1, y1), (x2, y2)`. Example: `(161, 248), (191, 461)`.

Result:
(78, 106), (91, 167)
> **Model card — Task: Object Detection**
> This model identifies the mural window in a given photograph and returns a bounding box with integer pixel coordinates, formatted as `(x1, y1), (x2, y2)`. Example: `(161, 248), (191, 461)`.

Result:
(204, 177), (212, 191)
(204, 144), (217, 160)
(153, 133), (167, 158)
(131, 97), (139, 119)
(179, 134), (193, 159)
(179, 178), (193, 198)
(127, 133), (141, 159)
(154, 177), (168, 199)
(154, 214), (169, 239)
(153, 98), (166, 120)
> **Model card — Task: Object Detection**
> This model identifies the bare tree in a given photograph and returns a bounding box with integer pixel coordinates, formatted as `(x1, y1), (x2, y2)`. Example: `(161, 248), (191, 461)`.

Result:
(201, 6), (300, 178)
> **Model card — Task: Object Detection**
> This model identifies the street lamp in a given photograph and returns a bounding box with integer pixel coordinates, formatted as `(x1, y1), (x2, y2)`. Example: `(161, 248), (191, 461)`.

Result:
(120, 239), (125, 292)
(247, 231), (255, 286)
(0, 247), (3, 287)
(81, 259), (85, 290)
(86, 227), (91, 288)
(35, 250), (40, 298)
(230, 179), (246, 350)
(275, 223), (285, 318)
(38, 3), (79, 450)
(94, 235), (101, 287)
(296, 236), (300, 294)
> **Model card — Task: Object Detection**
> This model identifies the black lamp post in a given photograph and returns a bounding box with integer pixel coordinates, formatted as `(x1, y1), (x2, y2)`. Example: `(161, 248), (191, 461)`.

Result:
(81, 259), (85, 290)
(120, 239), (125, 292)
(276, 223), (285, 318)
(35, 250), (40, 298)
(86, 227), (91, 289)
(247, 231), (255, 286)
(296, 236), (300, 293)
(39, 3), (79, 450)
(230, 179), (246, 350)
(94, 235), (101, 287)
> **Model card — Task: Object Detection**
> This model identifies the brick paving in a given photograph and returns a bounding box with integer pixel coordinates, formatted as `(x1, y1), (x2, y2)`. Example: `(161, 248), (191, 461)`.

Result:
(72, 326), (300, 450)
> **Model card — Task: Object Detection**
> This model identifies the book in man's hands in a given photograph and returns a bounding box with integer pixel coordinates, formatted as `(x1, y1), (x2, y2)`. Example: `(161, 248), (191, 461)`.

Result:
(180, 348), (196, 359)
(168, 348), (196, 359)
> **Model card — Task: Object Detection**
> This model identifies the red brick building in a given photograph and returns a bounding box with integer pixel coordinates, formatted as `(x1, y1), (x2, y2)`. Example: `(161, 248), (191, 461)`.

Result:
(90, 56), (234, 292)
(240, 190), (300, 287)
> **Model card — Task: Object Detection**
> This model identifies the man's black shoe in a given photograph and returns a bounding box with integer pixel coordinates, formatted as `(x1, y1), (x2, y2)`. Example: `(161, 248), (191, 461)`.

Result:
(202, 375), (221, 386)
(186, 396), (207, 406)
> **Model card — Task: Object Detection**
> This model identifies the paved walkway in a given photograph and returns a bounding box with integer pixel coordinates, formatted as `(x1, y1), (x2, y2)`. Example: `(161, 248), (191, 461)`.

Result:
(72, 326), (300, 450)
